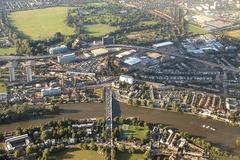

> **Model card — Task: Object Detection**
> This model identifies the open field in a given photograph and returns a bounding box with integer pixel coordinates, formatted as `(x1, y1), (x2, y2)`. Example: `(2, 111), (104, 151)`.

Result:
(10, 7), (75, 40)
(85, 24), (118, 37)
(189, 24), (208, 34)
(121, 124), (149, 140)
(226, 30), (240, 39)
(118, 152), (145, 160)
(49, 148), (104, 160)
(0, 82), (7, 93)
(0, 47), (16, 56)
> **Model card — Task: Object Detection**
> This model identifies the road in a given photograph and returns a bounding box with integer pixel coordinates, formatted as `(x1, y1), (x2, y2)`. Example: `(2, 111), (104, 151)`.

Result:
(1, 44), (239, 73)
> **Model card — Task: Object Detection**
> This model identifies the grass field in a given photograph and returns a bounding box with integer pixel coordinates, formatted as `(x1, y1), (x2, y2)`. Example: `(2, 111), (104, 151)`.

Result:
(0, 47), (16, 56)
(118, 152), (145, 160)
(85, 24), (118, 37)
(140, 20), (158, 25)
(226, 30), (240, 39)
(0, 82), (7, 93)
(49, 148), (104, 160)
(189, 24), (208, 35)
(121, 124), (149, 140)
(10, 7), (75, 40)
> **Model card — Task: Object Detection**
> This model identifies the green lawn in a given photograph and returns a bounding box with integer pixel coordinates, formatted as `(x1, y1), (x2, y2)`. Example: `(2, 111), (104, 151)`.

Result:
(0, 82), (7, 93)
(189, 24), (208, 34)
(121, 124), (149, 140)
(140, 20), (158, 25)
(118, 152), (145, 160)
(10, 7), (75, 40)
(0, 47), (16, 56)
(226, 30), (240, 39)
(49, 148), (104, 160)
(85, 24), (118, 37)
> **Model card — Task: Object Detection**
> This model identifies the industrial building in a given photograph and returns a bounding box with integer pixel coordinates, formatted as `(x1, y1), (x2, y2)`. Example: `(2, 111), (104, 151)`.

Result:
(49, 45), (68, 54)
(91, 48), (109, 57)
(41, 87), (62, 97)
(119, 75), (134, 84)
(124, 57), (141, 66)
(57, 53), (76, 64)
(5, 134), (30, 152)
(116, 49), (136, 58)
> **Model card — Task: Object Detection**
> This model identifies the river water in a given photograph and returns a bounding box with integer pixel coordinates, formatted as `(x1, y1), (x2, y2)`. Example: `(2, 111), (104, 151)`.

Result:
(0, 102), (239, 154)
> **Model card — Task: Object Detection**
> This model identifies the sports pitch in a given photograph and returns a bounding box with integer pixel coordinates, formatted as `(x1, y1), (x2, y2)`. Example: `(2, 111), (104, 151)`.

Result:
(10, 7), (75, 40)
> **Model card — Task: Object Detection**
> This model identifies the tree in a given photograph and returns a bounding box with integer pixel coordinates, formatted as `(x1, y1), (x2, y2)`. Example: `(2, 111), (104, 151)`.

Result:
(144, 149), (151, 159)
(16, 127), (23, 136)
(40, 131), (50, 141)
(118, 144), (125, 152)
(111, 148), (117, 160)
(89, 142), (97, 151)
(236, 137), (240, 147)
(41, 148), (49, 160)
(26, 146), (34, 155)
(14, 150), (20, 158)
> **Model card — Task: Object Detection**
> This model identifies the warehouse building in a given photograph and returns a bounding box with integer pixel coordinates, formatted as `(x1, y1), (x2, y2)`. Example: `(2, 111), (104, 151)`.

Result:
(57, 53), (76, 64)
(124, 57), (141, 66)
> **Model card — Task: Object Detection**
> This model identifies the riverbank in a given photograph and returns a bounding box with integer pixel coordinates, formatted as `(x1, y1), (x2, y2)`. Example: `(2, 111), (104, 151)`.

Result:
(0, 102), (239, 155)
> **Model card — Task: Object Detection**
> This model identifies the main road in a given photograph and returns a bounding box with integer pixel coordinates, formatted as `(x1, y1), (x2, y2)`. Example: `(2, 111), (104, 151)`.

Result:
(1, 44), (239, 73)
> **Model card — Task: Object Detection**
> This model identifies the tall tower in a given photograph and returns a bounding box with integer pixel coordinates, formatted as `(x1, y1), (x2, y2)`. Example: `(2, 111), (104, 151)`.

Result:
(25, 60), (35, 82)
(26, 66), (32, 82)
(6, 62), (16, 82)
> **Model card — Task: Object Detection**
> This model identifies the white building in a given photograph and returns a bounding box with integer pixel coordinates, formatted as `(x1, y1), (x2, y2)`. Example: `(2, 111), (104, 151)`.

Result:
(49, 45), (68, 54)
(152, 41), (174, 48)
(57, 53), (76, 64)
(119, 75), (134, 84)
(124, 57), (141, 66)
(5, 134), (30, 152)
(41, 87), (61, 97)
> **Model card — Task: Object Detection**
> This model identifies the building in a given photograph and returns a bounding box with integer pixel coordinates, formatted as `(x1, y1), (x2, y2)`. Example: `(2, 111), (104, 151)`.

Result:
(116, 49), (136, 58)
(152, 41), (174, 48)
(0, 93), (7, 101)
(91, 48), (109, 57)
(6, 62), (16, 82)
(119, 75), (134, 84)
(49, 45), (68, 54)
(26, 66), (32, 82)
(25, 60), (35, 82)
(102, 35), (115, 45)
(225, 98), (239, 113)
(124, 57), (141, 66)
(41, 87), (62, 97)
(146, 52), (162, 59)
(57, 53), (76, 64)
(71, 39), (80, 50)
(5, 134), (30, 152)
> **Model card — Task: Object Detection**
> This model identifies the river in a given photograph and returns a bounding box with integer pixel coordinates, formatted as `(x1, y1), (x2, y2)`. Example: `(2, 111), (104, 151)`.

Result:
(0, 102), (239, 155)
